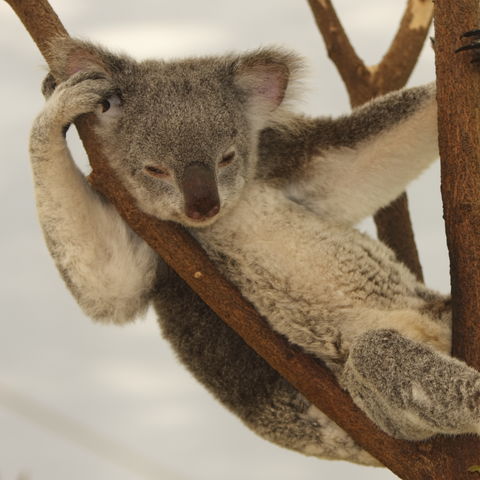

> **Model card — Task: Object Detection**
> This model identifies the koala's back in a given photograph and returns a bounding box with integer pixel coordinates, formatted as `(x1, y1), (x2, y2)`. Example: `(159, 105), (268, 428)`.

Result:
(153, 268), (377, 465)
(154, 267), (284, 419)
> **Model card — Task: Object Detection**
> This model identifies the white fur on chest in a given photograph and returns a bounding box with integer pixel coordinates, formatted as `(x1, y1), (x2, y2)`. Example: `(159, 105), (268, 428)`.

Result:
(195, 182), (423, 313)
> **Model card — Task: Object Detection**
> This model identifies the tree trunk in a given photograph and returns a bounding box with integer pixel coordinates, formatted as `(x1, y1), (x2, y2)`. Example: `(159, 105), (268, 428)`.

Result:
(435, 0), (480, 369)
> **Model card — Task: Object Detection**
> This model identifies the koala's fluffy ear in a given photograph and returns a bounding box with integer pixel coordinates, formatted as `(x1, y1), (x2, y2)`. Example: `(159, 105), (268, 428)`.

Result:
(47, 37), (127, 81)
(232, 49), (303, 122)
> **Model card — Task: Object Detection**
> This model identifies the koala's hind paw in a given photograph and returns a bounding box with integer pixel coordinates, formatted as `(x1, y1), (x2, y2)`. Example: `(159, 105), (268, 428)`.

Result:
(456, 30), (480, 62)
(342, 329), (480, 440)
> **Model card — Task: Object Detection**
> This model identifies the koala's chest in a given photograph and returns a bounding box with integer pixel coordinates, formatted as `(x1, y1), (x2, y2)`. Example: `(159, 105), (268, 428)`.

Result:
(194, 184), (422, 312)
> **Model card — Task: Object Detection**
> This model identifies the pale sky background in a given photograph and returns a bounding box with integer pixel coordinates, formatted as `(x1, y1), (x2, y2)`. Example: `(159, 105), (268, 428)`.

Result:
(0, 1), (447, 479)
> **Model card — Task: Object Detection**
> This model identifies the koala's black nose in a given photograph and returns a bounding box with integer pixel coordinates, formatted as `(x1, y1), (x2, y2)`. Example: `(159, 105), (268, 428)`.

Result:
(181, 162), (221, 221)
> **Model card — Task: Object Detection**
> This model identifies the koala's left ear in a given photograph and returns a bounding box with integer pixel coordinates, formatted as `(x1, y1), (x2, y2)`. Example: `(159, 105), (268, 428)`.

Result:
(232, 49), (303, 118)
(47, 36), (130, 82)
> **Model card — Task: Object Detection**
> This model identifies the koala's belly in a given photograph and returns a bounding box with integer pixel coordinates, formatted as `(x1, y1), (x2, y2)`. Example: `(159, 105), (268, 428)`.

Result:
(195, 183), (426, 316)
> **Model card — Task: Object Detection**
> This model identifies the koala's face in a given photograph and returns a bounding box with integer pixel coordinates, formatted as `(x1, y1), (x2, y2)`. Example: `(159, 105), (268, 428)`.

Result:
(95, 59), (255, 227)
(53, 40), (295, 227)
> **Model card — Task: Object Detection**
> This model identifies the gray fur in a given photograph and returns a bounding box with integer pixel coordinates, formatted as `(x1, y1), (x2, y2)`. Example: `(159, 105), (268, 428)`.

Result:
(154, 269), (377, 465)
(342, 330), (480, 440)
(27, 37), (474, 467)
(257, 86), (432, 186)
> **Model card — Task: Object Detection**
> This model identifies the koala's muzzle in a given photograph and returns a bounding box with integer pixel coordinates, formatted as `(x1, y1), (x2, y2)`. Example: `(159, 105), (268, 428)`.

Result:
(181, 162), (220, 221)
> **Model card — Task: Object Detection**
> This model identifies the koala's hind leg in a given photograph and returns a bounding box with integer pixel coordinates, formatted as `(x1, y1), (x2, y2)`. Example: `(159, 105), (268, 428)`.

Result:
(341, 329), (480, 440)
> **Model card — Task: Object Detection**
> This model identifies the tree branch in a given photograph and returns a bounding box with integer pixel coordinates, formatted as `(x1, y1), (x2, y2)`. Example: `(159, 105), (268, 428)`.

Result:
(5, 0), (480, 477)
(374, 193), (424, 282)
(307, 0), (430, 281)
(375, 0), (434, 92)
(305, 0), (372, 105)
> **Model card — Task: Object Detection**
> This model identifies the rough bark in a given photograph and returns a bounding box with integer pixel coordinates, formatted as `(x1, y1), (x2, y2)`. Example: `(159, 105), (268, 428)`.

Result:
(432, 0), (480, 460)
(435, 1), (480, 372)
(5, 0), (480, 478)
(307, 0), (430, 281)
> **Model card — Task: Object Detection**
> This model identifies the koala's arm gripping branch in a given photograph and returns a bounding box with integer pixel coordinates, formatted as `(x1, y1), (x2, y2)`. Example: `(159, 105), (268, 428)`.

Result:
(307, 0), (428, 282)
(5, 0), (480, 478)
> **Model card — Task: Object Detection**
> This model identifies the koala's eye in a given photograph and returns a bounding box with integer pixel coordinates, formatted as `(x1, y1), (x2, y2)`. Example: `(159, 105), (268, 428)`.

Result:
(99, 94), (122, 116)
(219, 151), (236, 167)
(144, 165), (171, 179)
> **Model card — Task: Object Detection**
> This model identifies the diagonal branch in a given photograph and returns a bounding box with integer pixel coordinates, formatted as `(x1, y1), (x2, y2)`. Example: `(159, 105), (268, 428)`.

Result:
(5, 0), (480, 478)
(307, 0), (431, 281)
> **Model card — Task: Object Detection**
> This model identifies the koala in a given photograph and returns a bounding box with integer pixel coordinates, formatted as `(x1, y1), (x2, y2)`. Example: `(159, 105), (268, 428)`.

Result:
(27, 35), (480, 467)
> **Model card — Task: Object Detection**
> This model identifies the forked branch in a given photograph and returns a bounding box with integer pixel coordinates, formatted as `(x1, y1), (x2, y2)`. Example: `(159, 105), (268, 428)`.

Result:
(307, 0), (432, 281)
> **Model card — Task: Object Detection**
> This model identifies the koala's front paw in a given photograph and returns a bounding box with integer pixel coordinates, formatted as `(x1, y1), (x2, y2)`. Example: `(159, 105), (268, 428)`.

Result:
(455, 30), (480, 63)
(38, 71), (114, 133)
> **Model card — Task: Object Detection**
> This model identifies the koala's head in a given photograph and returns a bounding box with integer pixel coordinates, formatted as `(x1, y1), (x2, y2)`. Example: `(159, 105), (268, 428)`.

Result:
(49, 38), (301, 227)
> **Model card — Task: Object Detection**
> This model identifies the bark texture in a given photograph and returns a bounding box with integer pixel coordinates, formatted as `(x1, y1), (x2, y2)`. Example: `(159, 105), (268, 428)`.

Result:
(435, 0), (480, 369)
(307, 0), (431, 281)
(5, 0), (480, 478)
(434, 10), (480, 472)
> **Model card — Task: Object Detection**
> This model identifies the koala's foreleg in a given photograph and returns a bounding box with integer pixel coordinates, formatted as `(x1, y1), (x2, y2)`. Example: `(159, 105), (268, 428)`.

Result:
(260, 83), (438, 225)
(30, 72), (158, 323)
(341, 329), (480, 440)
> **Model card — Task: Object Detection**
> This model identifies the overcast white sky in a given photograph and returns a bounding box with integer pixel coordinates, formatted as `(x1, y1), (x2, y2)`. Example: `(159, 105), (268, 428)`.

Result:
(0, 1), (446, 479)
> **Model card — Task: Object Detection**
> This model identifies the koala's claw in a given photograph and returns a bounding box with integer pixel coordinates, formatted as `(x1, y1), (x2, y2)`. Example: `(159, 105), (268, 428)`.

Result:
(455, 30), (480, 63)
(455, 43), (480, 54)
(460, 29), (480, 39)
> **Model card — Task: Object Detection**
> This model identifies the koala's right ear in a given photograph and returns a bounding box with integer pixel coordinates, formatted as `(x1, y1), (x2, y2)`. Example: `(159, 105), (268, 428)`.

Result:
(232, 48), (304, 124)
(47, 37), (126, 81)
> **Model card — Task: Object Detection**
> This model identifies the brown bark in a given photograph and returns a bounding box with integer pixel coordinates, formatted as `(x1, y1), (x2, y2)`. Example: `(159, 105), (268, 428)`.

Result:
(374, 193), (423, 281)
(304, 0), (372, 105)
(5, 0), (480, 478)
(307, 0), (429, 281)
(432, 0), (480, 466)
(435, 1), (480, 371)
